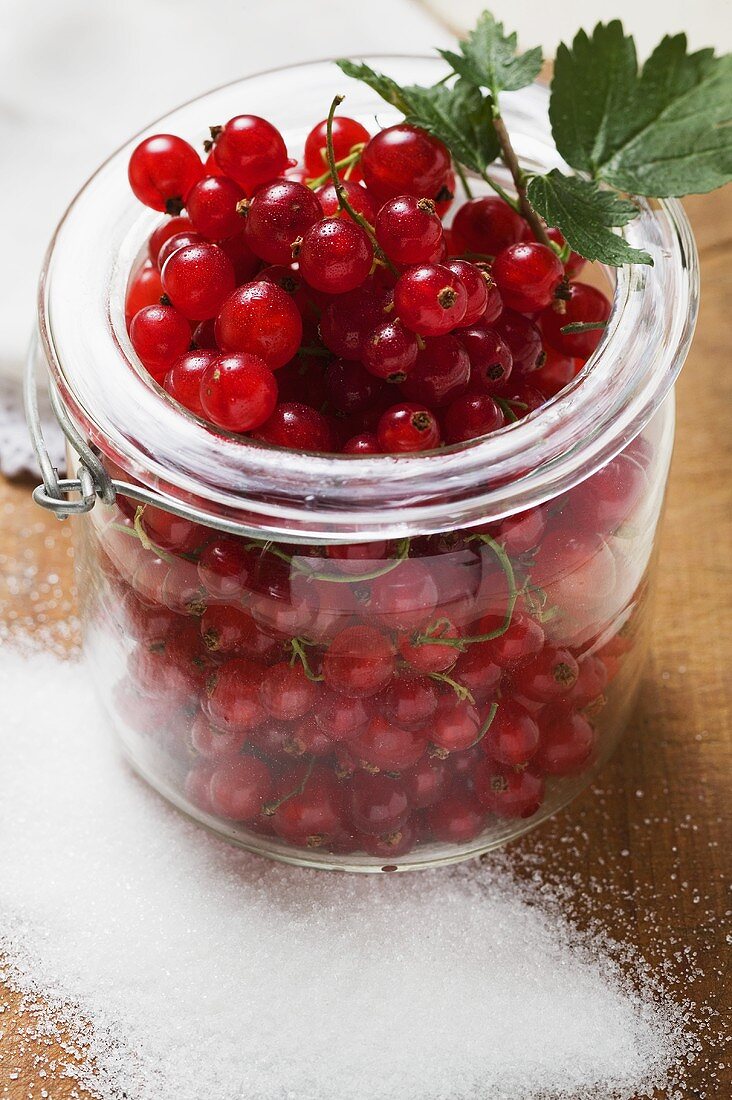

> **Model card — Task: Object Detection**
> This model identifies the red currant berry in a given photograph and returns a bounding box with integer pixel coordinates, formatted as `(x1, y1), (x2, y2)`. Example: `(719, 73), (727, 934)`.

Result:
(475, 609), (545, 669)
(361, 125), (451, 204)
(313, 692), (371, 742)
(567, 654), (608, 709)
(243, 180), (322, 264)
(426, 788), (486, 843)
(138, 505), (207, 554)
(148, 216), (191, 266)
(512, 646), (579, 701)
(186, 175), (246, 241)
(394, 263), (467, 336)
(343, 432), (381, 454)
(535, 706), (596, 775)
(319, 285), (386, 359)
(363, 319), (419, 382)
(398, 619), (460, 673)
(348, 772), (410, 835)
(380, 675), (438, 729)
(580, 452), (647, 534)
(199, 352), (277, 433)
(269, 764), (344, 846)
(451, 196), (528, 256)
(532, 346), (580, 398)
(492, 242), (564, 312)
(210, 756), (274, 821)
(432, 696), (481, 753)
(200, 604), (270, 660)
(128, 134), (203, 213)
(298, 218), (373, 294)
(375, 196), (444, 265)
(453, 647), (501, 705)
(316, 180), (377, 223)
(325, 358), (386, 415)
(494, 310), (545, 374)
(215, 281), (303, 369)
(211, 115), (289, 194)
(218, 231), (262, 284)
(459, 327), (513, 393)
(252, 401), (334, 451)
(197, 536), (253, 600)
(125, 263), (163, 321)
(259, 661), (318, 720)
(323, 625), (395, 698)
(399, 335), (470, 407)
(157, 229), (205, 271)
(350, 715), (426, 772)
(189, 712), (248, 760)
(129, 304), (191, 381)
(304, 116), (370, 178)
(540, 282), (612, 358)
(204, 657), (267, 733)
(163, 349), (217, 416)
(161, 241), (235, 321)
(353, 821), (418, 860)
(365, 560), (439, 632)
(402, 755), (449, 809)
(444, 393), (505, 444)
(484, 701), (540, 767)
(474, 763), (544, 819)
(377, 403), (441, 453)
(443, 260), (490, 326)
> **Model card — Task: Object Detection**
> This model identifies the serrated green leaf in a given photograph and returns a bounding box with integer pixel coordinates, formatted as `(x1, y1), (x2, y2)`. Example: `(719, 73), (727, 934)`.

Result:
(551, 24), (732, 196)
(527, 171), (652, 266)
(438, 11), (543, 95)
(336, 60), (499, 176)
(401, 82), (499, 175)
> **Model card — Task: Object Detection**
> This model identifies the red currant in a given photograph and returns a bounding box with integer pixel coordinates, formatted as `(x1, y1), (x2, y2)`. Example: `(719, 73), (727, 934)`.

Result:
(163, 349), (217, 416)
(148, 216), (191, 266)
(380, 676), (438, 729)
(190, 712), (249, 760)
(215, 280), (303, 369)
(540, 282), (612, 358)
(204, 657), (267, 733)
(323, 625), (395, 698)
(403, 755), (449, 809)
(459, 327), (512, 393)
(398, 620), (460, 673)
(199, 352), (277, 433)
(375, 196), (444, 265)
(394, 263), (467, 336)
(377, 403), (441, 453)
(350, 715), (426, 772)
(494, 310), (544, 374)
(544, 227), (585, 278)
(209, 756), (274, 821)
(443, 393), (505, 444)
(197, 537), (254, 600)
(243, 180), (323, 264)
(492, 242), (564, 312)
(161, 242), (235, 321)
(348, 772), (410, 835)
(129, 304), (191, 381)
(451, 196), (528, 256)
(252, 401), (334, 451)
(211, 115), (289, 194)
(532, 346), (580, 398)
(269, 763), (344, 845)
(186, 175), (246, 241)
(474, 763), (544, 818)
(325, 358), (386, 415)
(298, 218), (373, 294)
(343, 432), (380, 455)
(361, 125), (451, 204)
(319, 285), (387, 359)
(432, 696), (482, 753)
(304, 116), (370, 178)
(126, 263), (163, 320)
(259, 661), (318, 720)
(399, 335), (470, 407)
(535, 706), (596, 775)
(316, 180), (377, 222)
(512, 646), (579, 701)
(426, 788), (486, 843)
(484, 701), (540, 767)
(157, 230), (205, 271)
(363, 319), (418, 382)
(128, 134), (203, 213)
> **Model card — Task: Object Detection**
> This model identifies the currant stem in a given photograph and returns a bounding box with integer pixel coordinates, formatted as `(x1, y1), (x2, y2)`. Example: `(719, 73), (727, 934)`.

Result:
(307, 144), (365, 190)
(428, 672), (475, 705)
(289, 638), (325, 682)
(113, 511), (179, 566)
(262, 757), (315, 816)
(469, 702), (499, 748)
(325, 96), (398, 275)
(490, 111), (551, 247)
(478, 170), (522, 213)
(454, 162), (474, 200)
(494, 396), (519, 424)
(246, 536), (412, 584)
(560, 320), (608, 335)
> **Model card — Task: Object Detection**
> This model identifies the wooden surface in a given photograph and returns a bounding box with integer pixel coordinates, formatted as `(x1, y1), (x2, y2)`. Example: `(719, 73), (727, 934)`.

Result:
(0, 188), (730, 1097)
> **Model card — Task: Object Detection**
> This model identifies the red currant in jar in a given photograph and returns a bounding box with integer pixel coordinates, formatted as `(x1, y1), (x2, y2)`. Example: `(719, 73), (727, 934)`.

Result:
(200, 605), (274, 661)
(325, 358), (386, 415)
(494, 310), (545, 374)
(453, 647), (502, 705)
(204, 657), (267, 733)
(218, 231), (262, 284)
(343, 432), (380, 454)
(398, 619), (460, 673)
(400, 334), (470, 407)
(444, 260), (490, 326)
(403, 755), (449, 809)
(353, 821), (418, 860)
(243, 180), (323, 264)
(210, 115), (289, 194)
(534, 706), (596, 775)
(458, 327), (513, 393)
(350, 715), (426, 772)
(148, 216), (191, 266)
(365, 560), (439, 633)
(443, 393), (505, 444)
(186, 175), (246, 241)
(157, 230), (205, 271)
(377, 403), (441, 453)
(319, 285), (387, 360)
(199, 352), (277, 433)
(304, 115), (370, 178)
(128, 134), (203, 213)
(197, 536), (253, 600)
(253, 401), (334, 451)
(361, 124), (451, 204)
(316, 180), (377, 223)
(125, 263), (163, 321)
(163, 349), (217, 416)
(363, 319), (419, 382)
(431, 696), (482, 753)
(209, 756), (274, 821)
(129, 304), (191, 381)
(478, 608), (545, 667)
(189, 712), (249, 760)
(347, 772), (410, 835)
(474, 764), (544, 819)
(313, 692), (371, 742)
(215, 281), (303, 369)
(483, 701), (540, 767)
(298, 218), (373, 294)
(323, 625), (395, 698)
(511, 646), (579, 701)
(375, 196), (444, 265)
(532, 346), (580, 399)
(259, 661), (319, 720)
(394, 263), (467, 336)
(380, 675), (438, 729)
(268, 764), (344, 846)
(492, 242), (565, 312)
(137, 504), (207, 554)
(161, 242), (235, 321)
(540, 282), (612, 358)
(451, 196), (528, 256)
(426, 788), (486, 843)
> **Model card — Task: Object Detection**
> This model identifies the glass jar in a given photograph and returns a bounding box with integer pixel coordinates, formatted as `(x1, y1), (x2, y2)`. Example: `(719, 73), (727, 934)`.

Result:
(30, 58), (698, 870)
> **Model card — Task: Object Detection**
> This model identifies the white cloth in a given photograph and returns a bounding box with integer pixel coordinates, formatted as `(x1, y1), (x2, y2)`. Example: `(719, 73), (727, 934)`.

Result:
(0, 0), (449, 472)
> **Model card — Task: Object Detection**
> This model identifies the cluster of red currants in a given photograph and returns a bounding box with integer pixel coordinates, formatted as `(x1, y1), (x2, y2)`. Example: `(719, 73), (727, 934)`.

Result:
(125, 111), (612, 453)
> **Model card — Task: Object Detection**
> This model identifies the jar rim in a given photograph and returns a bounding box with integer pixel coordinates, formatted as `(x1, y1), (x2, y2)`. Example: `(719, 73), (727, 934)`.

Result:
(39, 55), (699, 541)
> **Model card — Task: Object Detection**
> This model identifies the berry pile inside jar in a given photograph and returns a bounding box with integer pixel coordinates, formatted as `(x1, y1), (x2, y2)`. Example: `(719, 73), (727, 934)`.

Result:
(111, 88), (652, 865)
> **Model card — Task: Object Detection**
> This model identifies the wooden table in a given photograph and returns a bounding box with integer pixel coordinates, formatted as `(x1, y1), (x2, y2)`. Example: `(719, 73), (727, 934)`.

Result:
(0, 187), (730, 1097)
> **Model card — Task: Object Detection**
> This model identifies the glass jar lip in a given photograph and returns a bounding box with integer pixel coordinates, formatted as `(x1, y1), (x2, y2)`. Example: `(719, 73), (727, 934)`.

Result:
(39, 55), (699, 541)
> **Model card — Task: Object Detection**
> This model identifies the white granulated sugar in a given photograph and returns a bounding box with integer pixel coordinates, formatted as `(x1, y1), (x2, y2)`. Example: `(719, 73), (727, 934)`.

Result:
(0, 647), (691, 1100)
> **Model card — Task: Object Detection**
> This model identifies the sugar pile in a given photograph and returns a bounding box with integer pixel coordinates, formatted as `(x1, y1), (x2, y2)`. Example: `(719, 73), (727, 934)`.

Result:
(0, 647), (691, 1100)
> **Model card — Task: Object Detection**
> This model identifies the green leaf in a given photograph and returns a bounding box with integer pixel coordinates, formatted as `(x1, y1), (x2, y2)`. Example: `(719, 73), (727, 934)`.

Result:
(438, 11), (543, 95)
(527, 171), (653, 266)
(551, 23), (732, 196)
(336, 60), (499, 176)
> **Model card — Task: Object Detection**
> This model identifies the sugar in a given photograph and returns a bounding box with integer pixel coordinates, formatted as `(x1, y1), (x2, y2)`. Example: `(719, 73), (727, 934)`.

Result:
(0, 647), (692, 1100)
